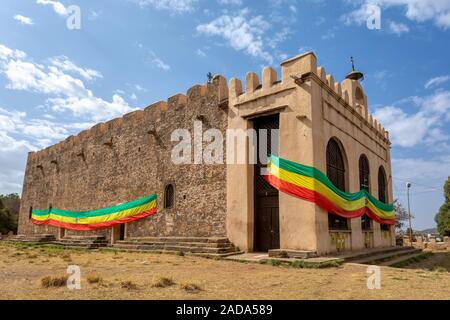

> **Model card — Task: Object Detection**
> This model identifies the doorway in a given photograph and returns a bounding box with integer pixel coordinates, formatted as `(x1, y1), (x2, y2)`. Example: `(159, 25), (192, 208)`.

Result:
(253, 114), (280, 252)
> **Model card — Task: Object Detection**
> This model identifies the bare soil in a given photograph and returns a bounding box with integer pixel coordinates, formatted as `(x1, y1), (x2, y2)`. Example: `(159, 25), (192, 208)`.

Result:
(0, 242), (449, 300)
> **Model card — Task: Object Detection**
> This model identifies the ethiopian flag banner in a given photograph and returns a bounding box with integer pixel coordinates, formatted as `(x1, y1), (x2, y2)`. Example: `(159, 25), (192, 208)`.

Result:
(31, 194), (157, 231)
(265, 155), (396, 225)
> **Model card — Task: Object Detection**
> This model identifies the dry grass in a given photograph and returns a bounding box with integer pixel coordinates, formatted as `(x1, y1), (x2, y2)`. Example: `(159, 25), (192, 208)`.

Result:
(1, 242), (449, 300)
(120, 281), (138, 290)
(41, 275), (68, 288)
(179, 282), (202, 293)
(152, 276), (175, 288)
(87, 274), (103, 285)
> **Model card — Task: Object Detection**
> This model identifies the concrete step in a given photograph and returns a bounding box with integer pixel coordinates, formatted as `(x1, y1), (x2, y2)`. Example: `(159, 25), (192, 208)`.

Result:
(62, 235), (106, 241)
(379, 252), (428, 267)
(6, 234), (56, 243)
(125, 236), (230, 244)
(112, 243), (238, 254)
(341, 246), (415, 262)
(351, 248), (421, 265)
(115, 240), (233, 249)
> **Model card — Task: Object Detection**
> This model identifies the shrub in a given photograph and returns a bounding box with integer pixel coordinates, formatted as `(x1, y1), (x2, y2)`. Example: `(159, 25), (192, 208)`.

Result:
(180, 282), (202, 293)
(152, 276), (175, 288)
(120, 281), (138, 290)
(41, 275), (68, 288)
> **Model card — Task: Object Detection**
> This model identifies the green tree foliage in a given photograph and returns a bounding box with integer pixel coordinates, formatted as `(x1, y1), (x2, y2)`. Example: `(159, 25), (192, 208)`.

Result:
(435, 177), (450, 237)
(0, 193), (20, 235)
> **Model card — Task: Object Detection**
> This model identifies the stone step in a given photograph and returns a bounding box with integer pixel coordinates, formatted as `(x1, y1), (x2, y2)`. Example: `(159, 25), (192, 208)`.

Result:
(112, 243), (238, 254)
(62, 235), (107, 241)
(59, 239), (108, 244)
(125, 237), (230, 244)
(269, 249), (317, 259)
(6, 234), (56, 243)
(53, 241), (107, 249)
(379, 252), (428, 267)
(341, 246), (415, 262)
(115, 240), (234, 249)
(351, 248), (421, 265)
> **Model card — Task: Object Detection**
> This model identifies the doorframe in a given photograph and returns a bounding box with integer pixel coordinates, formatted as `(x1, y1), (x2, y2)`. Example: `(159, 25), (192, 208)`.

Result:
(111, 223), (127, 244)
(252, 113), (281, 252)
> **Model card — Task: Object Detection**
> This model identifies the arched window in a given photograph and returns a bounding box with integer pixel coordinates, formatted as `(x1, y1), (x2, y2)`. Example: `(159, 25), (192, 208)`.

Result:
(378, 167), (387, 204)
(359, 155), (370, 191)
(164, 184), (175, 209)
(326, 138), (348, 230)
(359, 155), (372, 230)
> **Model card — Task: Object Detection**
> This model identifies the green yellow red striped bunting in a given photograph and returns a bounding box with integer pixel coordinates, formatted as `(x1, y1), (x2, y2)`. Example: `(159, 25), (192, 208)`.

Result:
(265, 155), (396, 225)
(31, 194), (157, 231)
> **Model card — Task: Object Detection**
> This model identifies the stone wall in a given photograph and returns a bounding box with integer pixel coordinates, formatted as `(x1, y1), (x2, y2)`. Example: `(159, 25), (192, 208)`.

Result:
(18, 76), (229, 239)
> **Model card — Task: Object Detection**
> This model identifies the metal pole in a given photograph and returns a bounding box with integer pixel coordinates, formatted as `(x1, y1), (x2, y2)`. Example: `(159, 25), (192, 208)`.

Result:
(407, 182), (413, 245)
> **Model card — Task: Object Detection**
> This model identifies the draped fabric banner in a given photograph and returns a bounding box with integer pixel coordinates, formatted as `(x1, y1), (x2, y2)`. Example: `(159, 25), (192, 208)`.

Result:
(31, 194), (157, 231)
(264, 155), (396, 225)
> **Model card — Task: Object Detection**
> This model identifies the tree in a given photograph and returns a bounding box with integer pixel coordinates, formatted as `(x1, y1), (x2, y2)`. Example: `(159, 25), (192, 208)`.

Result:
(394, 199), (409, 232)
(0, 200), (17, 235)
(435, 176), (450, 237)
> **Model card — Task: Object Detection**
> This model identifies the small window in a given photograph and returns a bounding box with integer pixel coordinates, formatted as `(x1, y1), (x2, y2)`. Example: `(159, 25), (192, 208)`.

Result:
(164, 184), (175, 209)
(29, 207), (33, 220)
(381, 224), (390, 231)
(361, 215), (372, 231)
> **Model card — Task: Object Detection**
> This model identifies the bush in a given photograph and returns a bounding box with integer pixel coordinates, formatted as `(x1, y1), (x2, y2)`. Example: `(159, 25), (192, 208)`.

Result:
(180, 282), (202, 293)
(120, 281), (138, 290)
(152, 276), (175, 288)
(41, 275), (68, 288)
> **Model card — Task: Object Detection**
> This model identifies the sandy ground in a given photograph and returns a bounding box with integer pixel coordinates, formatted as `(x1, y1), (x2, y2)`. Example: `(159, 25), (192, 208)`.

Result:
(0, 242), (449, 300)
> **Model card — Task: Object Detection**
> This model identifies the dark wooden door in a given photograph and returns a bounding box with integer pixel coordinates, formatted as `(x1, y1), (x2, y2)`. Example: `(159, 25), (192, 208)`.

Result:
(254, 114), (280, 252)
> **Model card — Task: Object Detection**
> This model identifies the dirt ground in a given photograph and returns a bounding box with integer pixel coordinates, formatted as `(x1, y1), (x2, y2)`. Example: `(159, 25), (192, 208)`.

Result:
(0, 242), (449, 300)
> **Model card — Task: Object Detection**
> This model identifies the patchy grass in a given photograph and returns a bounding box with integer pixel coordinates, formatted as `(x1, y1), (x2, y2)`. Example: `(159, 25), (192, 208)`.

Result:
(152, 276), (175, 288)
(120, 281), (138, 290)
(432, 266), (448, 273)
(41, 275), (68, 288)
(179, 282), (202, 293)
(391, 253), (433, 268)
(87, 274), (103, 284)
(1, 242), (449, 300)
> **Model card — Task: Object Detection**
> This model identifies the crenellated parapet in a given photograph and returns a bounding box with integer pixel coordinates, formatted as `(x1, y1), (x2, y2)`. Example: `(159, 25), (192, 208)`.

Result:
(27, 75), (229, 168)
(228, 52), (389, 142)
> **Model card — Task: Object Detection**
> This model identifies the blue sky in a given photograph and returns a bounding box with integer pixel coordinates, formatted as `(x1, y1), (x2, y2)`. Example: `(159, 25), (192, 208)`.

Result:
(1, 0), (450, 230)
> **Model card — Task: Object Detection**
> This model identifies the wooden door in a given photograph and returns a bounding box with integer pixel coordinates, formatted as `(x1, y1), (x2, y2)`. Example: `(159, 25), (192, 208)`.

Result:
(253, 114), (280, 252)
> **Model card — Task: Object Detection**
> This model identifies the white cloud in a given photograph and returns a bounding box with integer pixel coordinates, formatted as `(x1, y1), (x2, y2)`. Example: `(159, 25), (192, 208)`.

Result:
(36, 0), (69, 16)
(344, 0), (450, 30)
(373, 90), (450, 147)
(49, 56), (103, 81)
(425, 75), (450, 89)
(196, 9), (273, 63)
(133, 0), (198, 13)
(151, 57), (171, 71)
(388, 21), (409, 35)
(0, 43), (134, 122)
(196, 48), (207, 57)
(218, 0), (242, 5)
(14, 15), (34, 25)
